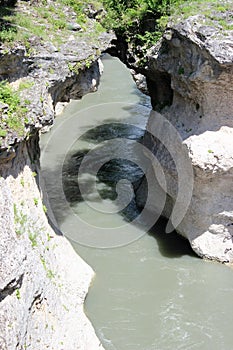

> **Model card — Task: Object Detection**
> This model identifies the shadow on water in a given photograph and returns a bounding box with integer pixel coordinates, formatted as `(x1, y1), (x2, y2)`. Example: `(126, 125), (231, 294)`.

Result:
(62, 124), (145, 222)
(42, 96), (195, 259)
(42, 117), (197, 259)
(149, 217), (198, 259)
(60, 121), (197, 259)
(79, 122), (145, 143)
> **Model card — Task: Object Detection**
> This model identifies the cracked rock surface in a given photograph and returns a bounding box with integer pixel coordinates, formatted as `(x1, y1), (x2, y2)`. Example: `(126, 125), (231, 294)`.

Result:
(137, 15), (233, 262)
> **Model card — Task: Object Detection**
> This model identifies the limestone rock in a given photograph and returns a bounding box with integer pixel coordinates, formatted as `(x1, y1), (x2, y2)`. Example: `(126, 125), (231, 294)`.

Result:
(139, 15), (233, 262)
(0, 2), (114, 347)
(0, 24), (114, 149)
(131, 70), (148, 94)
(0, 137), (104, 350)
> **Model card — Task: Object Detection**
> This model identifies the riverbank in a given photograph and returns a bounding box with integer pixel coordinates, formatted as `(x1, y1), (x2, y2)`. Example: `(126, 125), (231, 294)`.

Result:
(0, 0), (113, 348)
(0, 140), (105, 349)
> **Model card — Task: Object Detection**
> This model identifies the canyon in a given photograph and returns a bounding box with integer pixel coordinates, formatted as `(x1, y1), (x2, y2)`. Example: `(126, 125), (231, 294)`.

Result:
(0, 1), (233, 349)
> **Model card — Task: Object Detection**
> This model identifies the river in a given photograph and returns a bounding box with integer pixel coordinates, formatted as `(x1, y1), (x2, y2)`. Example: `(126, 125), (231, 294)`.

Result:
(40, 55), (233, 350)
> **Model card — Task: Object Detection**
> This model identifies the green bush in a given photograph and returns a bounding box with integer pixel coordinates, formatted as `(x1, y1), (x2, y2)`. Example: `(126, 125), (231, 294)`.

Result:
(0, 81), (27, 135)
(0, 80), (20, 114)
(101, 0), (233, 52)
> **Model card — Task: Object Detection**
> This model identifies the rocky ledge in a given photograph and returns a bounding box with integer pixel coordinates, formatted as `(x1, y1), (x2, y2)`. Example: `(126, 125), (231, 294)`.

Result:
(0, 32), (112, 148)
(137, 15), (233, 262)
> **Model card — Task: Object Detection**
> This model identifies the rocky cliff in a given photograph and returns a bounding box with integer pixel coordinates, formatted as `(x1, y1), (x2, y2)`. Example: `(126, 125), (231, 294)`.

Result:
(0, 0), (113, 348)
(136, 15), (233, 263)
(0, 137), (104, 350)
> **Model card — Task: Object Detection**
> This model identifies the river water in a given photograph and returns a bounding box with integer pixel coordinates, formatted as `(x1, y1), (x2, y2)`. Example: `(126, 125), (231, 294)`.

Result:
(40, 55), (233, 350)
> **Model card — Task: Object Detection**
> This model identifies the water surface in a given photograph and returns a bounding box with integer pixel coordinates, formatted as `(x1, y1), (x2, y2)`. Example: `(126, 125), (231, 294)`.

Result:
(41, 55), (233, 350)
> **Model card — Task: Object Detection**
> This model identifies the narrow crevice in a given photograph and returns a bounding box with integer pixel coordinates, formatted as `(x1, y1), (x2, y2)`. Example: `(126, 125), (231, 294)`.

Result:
(0, 274), (23, 302)
(146, 72), (173, 111)
(29, 293), (43, 313)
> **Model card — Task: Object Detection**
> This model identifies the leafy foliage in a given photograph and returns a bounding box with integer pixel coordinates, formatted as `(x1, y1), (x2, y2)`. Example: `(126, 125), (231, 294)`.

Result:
(101, 0), (233, 52)
(0, 81), (28, 136)
(0, 80), (20, 114)
(100, 0), (176, 61)
(102, 0), (172, 34)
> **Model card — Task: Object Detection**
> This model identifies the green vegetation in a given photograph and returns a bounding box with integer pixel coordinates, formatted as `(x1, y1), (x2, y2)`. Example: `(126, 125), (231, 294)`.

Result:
(102, 0), (233, 58)
(168, 0), (233, 23)
(14, 202), (42, 248)
(68, 55), (96, 74)
(0, 0), (231, 139)
(28, 231), (38, 247)
(0, 0), (104, 48)
(46, 269), (56, 279)
(47, 233), (51, 241)
(99, 0), (180, 62)
(1, 0), (231, 52)
(0, 129), (7, 137)
(14, 203), (27, 236)
(0, 81), (28, 137)
(40, 255), (55, 279)
(16, 289), (21, 300)
(62, 304), (69, 312)
(18, 80), (34, 92)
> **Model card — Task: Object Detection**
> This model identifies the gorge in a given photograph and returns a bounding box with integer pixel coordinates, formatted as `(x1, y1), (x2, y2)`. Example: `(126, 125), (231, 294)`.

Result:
(0, 0), (233, 349)
(41, 54), (233, 350)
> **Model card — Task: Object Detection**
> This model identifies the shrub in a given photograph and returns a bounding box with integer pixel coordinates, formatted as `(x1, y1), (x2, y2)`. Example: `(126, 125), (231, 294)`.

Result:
(0, 81), (28, 136)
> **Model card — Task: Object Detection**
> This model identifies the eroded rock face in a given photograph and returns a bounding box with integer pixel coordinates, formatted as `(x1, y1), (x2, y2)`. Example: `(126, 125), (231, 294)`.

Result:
(138, 16), (233, 262)
(0, 10), (113, 348)
(0, 32), (112, 147)
(0, 136), (104, 350)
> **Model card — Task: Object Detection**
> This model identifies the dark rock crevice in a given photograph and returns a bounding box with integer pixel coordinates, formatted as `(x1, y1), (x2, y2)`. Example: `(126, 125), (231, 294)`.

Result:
(146, 72), (173, 111)
(0, 274), (23, 302)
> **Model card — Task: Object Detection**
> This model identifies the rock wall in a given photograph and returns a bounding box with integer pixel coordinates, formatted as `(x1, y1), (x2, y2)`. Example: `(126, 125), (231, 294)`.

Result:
(0, 10), (113, 347)
(0, 36), (112, 147)
(137, 16), (233, 263)
(0, 136), (104, 350)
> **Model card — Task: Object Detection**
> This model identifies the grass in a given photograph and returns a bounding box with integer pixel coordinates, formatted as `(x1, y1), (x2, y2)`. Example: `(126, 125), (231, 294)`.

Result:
(0, 129), (7, 137)
(0, 10), (47, 45)
(0, 81), (28, 137)
(0, 1), (105, 139)
(1, 0), (232, 51)
(158, 0), (233, 31)
(28, 231), (38, 247)
(0, 0), (105, 48)
(40, 255), (55, 279)
(14, 203), (27, 236)
(18, 80), (34, 92)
